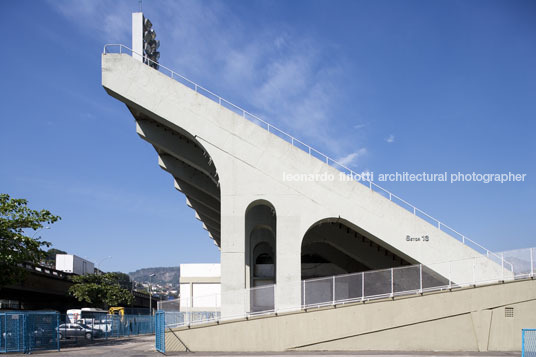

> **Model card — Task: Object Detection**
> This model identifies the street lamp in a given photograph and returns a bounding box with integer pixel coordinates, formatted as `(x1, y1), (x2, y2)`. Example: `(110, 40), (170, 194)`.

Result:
(97, 256), (112, 274)
(149, 273), (156, 315)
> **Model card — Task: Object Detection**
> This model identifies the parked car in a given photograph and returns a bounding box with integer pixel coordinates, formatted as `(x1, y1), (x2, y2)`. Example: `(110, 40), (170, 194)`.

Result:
(56, 323), (103, 340)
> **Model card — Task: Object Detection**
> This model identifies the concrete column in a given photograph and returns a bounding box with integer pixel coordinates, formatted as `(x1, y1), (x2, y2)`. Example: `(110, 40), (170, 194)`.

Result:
(220, 195), (246, 318)
(275, 214), (302, 312)
(131, 12), (143, 61)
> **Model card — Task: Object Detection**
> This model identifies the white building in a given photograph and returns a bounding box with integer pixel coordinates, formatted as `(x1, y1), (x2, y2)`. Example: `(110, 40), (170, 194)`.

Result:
(179, 264), (220, 312)
(55, 254), (94, 275)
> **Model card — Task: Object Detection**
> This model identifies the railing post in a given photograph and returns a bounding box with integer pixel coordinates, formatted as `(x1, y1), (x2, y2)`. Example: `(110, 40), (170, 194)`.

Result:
(448, 261), (452, 289)
(472, 257), (476, 285)
(302, 280), (305, 308)
(361, 272), (365, 301)
(531, 248), (534, 278)
(501, 253), (504, 281)
(390, 268), (394, 297)
(332, 276), (336, 305)
(419, 264), (423, 293)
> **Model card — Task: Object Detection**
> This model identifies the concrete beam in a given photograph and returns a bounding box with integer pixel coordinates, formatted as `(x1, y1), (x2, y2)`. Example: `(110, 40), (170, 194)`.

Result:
(174, 180), (220, 213)
(209, 231), (221, 243)
(202, 221), (221, 236)
(305, 225), (405, 270)
(159, 154), (220, 200)
(302, 242), (369, 273)
(186, 198), (220, 222)
(196, 211), (220, 229)
(137, 119), (218, 181)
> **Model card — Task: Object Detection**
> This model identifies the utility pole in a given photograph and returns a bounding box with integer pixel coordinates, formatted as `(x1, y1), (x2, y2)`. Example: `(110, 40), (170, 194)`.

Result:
(149, 273), (156, 315)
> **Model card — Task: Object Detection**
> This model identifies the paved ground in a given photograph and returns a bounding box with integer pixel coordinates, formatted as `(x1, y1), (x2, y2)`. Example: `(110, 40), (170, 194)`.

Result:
(15, 335), (521, 357)
(15, 335), (157, 356)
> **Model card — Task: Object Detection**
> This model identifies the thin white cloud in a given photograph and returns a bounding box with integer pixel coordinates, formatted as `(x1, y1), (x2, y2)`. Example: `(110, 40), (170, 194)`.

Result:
(47, 0), (132, 43)
(386, 134), (395, 143)
(336, 148), (367, 167)
(48, 0), (356, 158)
(353, 123), (367, 130)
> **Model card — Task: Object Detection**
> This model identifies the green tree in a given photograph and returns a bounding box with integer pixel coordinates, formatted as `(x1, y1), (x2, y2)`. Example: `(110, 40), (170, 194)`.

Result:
(0, 194), (61, 286)
(113, 271), (133, 290)
(69, 273), (134, 308)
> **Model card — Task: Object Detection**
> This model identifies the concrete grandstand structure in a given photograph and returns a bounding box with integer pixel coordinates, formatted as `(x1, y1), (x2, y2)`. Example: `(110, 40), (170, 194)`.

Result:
(101, 27), (535, 351)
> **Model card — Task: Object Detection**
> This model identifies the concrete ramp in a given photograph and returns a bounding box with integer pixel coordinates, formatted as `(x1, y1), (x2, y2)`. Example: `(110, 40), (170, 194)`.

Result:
(102, 49), (509, 317)
(165, 278), (536, 352)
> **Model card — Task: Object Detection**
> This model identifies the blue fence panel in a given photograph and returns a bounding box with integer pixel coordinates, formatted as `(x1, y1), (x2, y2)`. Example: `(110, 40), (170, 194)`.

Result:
(25, 312), (59, 353)
(104, 314), (154, 339)
(523, 329), (536, 357)
(4, 313), (24, 353)
(0, 311), (59, 354)
(155, 311), (165, 353)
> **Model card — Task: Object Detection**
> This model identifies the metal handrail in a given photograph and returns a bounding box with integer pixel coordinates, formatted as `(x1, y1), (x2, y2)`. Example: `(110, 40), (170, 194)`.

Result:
(158, 246), (534, 327)
(103, 43), (498, 259)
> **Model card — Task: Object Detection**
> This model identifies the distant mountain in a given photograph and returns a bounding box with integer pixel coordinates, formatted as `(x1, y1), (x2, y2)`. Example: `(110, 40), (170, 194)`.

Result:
(128, 266), (180, 285)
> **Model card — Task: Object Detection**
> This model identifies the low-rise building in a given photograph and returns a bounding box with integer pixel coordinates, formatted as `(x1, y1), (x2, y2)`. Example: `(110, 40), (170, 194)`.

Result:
(55, 254), (94, 275)
(179, 264), (220, 312)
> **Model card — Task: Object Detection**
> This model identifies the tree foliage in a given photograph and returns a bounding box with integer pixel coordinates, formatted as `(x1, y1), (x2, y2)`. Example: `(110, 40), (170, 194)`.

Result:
(69, 273), (134, 308)
(113, 271), (133, 290)
(0, 194), (61, 286)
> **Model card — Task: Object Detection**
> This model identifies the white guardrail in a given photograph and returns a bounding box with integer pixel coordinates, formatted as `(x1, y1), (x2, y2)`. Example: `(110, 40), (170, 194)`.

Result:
(158, 247), (534, 328)
(104, 44), (496, 258)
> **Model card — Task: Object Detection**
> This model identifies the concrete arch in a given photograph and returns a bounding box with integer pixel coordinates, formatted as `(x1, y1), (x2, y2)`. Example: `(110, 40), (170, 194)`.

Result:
(301, 217), (413, 280)
(245, 200), (276, 312)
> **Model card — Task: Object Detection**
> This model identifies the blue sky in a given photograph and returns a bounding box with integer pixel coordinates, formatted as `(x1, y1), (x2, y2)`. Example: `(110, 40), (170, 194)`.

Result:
(1, 0), (534, 273)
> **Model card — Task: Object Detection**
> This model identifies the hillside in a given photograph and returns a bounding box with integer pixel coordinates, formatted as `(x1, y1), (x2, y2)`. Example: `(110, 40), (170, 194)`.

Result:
(128, 266), (180, 285)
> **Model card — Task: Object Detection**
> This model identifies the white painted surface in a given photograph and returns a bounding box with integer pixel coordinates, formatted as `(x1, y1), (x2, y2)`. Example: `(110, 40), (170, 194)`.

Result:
(56, 254), (94, 275)
(180, 264), (220, 278)
(193, 284), (221, 308)
(131, 12), (143, 62)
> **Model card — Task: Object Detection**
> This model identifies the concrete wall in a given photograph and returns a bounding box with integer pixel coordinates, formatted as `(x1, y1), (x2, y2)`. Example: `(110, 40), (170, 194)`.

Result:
(102, 54), (505, 318)
(166, 278), (536, 352)
(179, 264), (221, 311)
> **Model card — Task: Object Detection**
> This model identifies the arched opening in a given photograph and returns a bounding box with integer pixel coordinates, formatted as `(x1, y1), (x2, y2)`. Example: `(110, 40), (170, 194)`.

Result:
(245, 201), (276, 312)
(300, 219), (447, 306)
(301, 218), (413, 306)
(301, 219), (411, 280)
